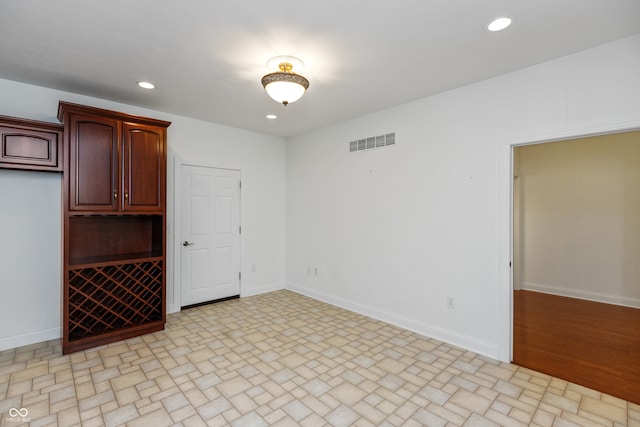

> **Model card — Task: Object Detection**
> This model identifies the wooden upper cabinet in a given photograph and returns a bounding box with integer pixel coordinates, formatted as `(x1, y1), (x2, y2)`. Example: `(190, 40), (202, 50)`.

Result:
(0, 115), (63, 172)
(59, 102), (170, 214)
(123, 123), (165, 212)
(68, 114), (120, 211)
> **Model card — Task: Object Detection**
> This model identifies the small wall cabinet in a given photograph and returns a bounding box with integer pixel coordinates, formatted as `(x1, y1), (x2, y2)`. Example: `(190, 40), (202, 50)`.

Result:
(58, 102), (171, 354)
(0, 115), (63, 172)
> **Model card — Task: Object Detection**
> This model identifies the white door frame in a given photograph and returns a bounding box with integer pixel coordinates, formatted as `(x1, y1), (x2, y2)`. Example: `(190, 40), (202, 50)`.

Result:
(172, 156), (241, 312)
(497, 116), (640, 362)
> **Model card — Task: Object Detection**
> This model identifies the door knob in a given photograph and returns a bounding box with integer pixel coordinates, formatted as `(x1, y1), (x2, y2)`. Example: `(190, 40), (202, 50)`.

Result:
(182, 241), (194, 247)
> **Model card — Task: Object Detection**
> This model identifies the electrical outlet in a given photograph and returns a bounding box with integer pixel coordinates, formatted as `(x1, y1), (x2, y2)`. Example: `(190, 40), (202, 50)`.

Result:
(251, 264), (256, 272)
(314, 267), (318, 276)
(447, 296), (455, 309)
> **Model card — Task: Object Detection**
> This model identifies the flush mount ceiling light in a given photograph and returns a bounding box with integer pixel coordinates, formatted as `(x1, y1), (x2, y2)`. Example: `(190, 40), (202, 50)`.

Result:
(261, 56), (309, 106)
(487, 16), (512, 32)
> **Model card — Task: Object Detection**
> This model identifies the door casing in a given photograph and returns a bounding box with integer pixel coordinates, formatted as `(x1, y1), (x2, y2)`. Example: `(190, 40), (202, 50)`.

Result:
(500, 119), (640, 362)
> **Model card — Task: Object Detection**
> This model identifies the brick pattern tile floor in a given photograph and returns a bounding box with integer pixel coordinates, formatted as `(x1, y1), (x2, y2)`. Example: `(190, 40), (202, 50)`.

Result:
(1, 290), (638, 426)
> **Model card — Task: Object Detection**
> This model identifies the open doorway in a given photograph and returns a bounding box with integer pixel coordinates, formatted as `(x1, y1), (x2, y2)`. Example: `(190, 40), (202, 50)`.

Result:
(512, 130), (640, 404)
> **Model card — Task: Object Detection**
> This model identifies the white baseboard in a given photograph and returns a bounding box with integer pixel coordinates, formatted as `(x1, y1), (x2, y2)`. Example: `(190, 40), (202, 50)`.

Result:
(522, 282), (640, 308)
(285, 282), (499, 360)
(0, 327), (60, 352)
(241, 282), (285, 298)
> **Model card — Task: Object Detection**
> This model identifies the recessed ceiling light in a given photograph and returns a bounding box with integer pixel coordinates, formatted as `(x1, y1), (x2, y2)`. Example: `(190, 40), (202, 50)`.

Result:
(487, 17), (512, 32)
(266, 114), (278, 120)
(137, 81), (155, 89)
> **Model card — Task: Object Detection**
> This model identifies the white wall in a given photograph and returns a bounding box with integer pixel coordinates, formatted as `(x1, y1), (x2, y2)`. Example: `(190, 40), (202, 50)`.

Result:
(2, 34), (640, 358)
(167, 116), (287, 305)
(515, 132), (640, 307)
(0, 169), (61, 350)
(285, 34), (640, 360)
(0, 79), (286, 351)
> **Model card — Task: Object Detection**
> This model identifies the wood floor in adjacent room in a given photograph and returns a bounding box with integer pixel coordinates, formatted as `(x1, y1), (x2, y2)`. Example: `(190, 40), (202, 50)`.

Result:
(513, 289), (640, 406)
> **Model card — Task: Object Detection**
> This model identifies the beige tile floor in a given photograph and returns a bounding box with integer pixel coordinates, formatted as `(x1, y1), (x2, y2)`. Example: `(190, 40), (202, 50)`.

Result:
(1, 290), (638, 427)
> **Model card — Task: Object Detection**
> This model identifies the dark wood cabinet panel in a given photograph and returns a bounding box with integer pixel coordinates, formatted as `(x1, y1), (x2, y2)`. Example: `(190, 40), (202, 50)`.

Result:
(68, 114), (119, 211)
(58, 101), (170, 354)
(123, 123), (165, 212)
(0, 115), (63, 172)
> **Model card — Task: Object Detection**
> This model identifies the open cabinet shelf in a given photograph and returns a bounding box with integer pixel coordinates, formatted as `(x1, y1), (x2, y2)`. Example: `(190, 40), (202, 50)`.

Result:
(68, 215), (163, 266)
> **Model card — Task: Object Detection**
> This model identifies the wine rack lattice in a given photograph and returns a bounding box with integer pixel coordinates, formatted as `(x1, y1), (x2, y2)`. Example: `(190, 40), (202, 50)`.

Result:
(68, 259), (163, 341)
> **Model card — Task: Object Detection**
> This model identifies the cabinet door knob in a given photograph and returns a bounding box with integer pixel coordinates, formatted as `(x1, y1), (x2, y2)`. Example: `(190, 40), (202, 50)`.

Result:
(113, 190), (117, 200)
(182, 241), (194, 247)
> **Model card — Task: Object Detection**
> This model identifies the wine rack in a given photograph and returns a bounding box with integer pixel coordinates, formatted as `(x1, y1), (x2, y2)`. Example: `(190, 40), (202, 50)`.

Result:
(67, 259), (163, 342)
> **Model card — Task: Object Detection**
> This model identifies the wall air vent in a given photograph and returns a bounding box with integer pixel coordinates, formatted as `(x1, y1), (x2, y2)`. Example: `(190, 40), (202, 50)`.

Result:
(349, 132), (395, 152)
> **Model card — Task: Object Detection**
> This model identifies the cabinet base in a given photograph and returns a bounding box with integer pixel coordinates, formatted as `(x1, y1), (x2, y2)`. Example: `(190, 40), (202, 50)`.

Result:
(63, 321), (164, 354)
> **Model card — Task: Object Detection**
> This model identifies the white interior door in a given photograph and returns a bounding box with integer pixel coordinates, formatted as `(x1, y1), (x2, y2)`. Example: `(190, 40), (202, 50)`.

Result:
(180, 165), (240, 307)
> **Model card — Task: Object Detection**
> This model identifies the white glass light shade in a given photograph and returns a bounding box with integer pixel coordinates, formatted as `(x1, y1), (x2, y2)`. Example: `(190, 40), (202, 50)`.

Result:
(264, 80), (306, 105)
(261, 60), (310, 106)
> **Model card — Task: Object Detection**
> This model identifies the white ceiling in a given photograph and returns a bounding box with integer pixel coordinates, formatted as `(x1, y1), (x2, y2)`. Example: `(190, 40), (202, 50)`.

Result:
(1, 1), (640, 137)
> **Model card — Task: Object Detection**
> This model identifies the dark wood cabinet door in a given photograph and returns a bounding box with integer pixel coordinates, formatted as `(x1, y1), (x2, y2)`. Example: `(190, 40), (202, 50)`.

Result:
(0, 127), (58, 168)
(69, 114), (120, 211)
(122, 122), (165, 212)
(0, 117), (63, 172)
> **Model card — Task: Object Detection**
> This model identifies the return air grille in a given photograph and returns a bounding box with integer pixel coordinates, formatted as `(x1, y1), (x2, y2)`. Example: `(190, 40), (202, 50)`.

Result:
(349, 132), (395, 152)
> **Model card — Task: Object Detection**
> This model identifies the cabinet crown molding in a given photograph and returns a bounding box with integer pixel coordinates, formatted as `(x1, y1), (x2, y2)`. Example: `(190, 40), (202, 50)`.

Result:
(58, 101), (171, 129)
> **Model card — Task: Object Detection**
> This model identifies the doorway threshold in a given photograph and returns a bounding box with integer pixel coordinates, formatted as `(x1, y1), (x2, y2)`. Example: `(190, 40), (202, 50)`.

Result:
(181, 294), (240, 311)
